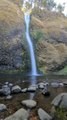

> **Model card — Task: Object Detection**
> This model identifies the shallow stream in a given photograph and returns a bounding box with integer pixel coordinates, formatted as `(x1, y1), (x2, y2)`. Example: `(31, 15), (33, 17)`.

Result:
(0, 75), (67, 119)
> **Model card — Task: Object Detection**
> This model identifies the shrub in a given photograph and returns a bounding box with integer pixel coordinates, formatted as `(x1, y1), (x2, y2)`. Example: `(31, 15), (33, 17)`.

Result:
(55, 107), (67, 120)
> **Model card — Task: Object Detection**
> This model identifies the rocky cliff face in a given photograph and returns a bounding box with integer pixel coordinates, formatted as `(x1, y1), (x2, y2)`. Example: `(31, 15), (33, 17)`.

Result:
(0, 0), (26, 70)
(30, 8), (67, 73)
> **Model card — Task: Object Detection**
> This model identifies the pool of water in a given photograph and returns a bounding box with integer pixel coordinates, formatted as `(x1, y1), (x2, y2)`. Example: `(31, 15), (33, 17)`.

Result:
(0, 74), (67, 119)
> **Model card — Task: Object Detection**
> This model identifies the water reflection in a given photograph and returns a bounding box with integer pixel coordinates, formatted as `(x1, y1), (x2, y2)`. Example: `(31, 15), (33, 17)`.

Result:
(30, 75), (37, 85)
(29, 75), (37, 99)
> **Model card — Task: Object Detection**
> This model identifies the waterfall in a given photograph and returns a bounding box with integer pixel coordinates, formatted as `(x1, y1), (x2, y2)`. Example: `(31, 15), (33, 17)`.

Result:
(24, 12), (37, 76)
(22, 0), (38, 100)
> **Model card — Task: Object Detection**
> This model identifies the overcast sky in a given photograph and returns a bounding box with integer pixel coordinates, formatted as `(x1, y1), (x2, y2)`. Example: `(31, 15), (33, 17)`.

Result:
(54, 0), (67, 15)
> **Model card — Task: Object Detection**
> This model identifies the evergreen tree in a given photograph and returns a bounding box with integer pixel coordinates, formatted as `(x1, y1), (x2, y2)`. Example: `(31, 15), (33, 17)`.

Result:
(35, 0), (56, 10)
(57, 3), (65, 13)
(46, 0), (56, 10)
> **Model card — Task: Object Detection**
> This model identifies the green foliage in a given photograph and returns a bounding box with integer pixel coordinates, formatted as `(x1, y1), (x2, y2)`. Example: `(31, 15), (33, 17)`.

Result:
(31, 29), (46, 42)
(58, 66), (67, 75)
(42, 0), (47, 7)
(55, 107), (67, 120)
(25, 2), (32, 10)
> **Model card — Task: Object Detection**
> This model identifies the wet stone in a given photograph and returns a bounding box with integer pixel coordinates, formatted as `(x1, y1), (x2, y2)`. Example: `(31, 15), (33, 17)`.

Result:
(21, 88), (27, 93)
(0, 104), (7, 112)
(51, 93), (67, 108)
(2, 85), (11, 96)
(11, 85), (21, 93)
(27, 85), (37, 92)
(38, 108), (52, 120)
(4, 108), (29, 120)
(21, 100), (37, 108)
(51, 82), (59, 88)
(5, 95), (12, 100)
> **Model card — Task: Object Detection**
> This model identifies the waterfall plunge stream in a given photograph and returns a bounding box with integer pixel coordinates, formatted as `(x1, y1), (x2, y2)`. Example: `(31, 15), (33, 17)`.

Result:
(24, 12), (37, 76)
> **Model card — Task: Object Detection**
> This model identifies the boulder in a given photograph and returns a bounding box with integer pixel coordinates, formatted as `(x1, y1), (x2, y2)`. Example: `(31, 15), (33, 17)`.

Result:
(21, 100), (37, 108)
(0, 104), (7, 112)
(38, 82), (45, 89)
(51, 93), (67, 108)
(2, 85), (11, 96)
(38, 108), (52, 120)
(59, 83), (64, 87)
(21, 88), (27, 93)
(5, 95), (12, 100)
(51, 82), (64, 88)
(27, 85), (37, 92)
(9, 83), (13, 88)
(42, 90), (50, 96)
(4, 108), (29, 120)
(11, 85), (21, 93)
(38, 82), (49, 89)
(4, 82), (9, 85)
(63, 81), (67, 87)
(51, 82), (59, 88)
(0, 89), (3, 95)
